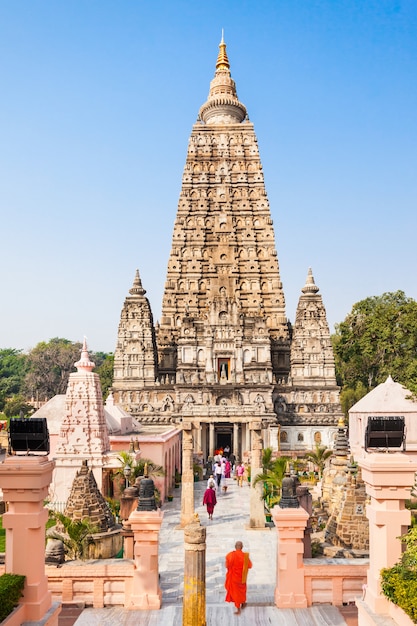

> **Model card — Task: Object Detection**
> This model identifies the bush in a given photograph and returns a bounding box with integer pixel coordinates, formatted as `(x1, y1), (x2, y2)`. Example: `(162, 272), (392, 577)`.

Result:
(380, 525), (417, 623)
(0, 573), (25, 621)
(311, 539), (323, 557)
(381, 565), (417, 622)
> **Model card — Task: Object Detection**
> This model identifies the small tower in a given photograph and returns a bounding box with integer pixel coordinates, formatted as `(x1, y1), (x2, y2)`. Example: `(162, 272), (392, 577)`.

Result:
(280, 269), (343, 449)
(52, 338), (110, 504)
(112, 270), (158, 406)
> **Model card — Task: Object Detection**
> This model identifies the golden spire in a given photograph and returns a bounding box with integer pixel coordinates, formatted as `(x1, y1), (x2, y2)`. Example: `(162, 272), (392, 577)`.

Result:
(216, 29), (230, 71)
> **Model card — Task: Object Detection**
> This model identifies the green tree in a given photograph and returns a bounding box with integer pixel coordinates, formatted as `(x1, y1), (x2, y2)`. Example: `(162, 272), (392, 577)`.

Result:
(304, 445), (332, 479)
(339, 381), (367, 418)
(332, 291), (417, 395)
(23, 338), (82, 400)
(3, 395), (33, 418)
(0, 349), (28, 411)
(94, 353), (114, 400)
(253, 449), (289, 509)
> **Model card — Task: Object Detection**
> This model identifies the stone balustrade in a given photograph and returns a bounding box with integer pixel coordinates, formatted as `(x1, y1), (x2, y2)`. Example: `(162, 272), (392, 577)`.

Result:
(0, 558), (368, 610)
(304, 559), (368, 606)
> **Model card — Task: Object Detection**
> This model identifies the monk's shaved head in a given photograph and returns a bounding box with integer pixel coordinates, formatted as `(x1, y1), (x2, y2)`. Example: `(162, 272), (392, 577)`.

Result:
(235, 541), (243, 550)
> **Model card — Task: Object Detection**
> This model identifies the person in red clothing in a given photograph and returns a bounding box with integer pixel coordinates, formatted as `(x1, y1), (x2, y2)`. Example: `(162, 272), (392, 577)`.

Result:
(225, 540), (252, 615)
(202, 484), (217, 520)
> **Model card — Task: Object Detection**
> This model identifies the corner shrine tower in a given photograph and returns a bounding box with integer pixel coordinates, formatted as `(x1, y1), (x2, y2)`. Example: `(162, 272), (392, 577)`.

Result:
(112, 36), (343, 459)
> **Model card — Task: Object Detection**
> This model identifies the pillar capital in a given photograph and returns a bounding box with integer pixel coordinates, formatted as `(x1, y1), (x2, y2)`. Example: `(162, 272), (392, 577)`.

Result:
(128, 508), (164, 532)
(358, 453), (416, 500)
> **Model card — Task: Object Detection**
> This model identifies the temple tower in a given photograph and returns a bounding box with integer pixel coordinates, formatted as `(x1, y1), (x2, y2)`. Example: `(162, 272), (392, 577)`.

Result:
(52, 339), (111, 503)
(113, 269), (158, 400)
(112, 37), (341, 460)
(157, 33), (290, 387)
(276, 269), (343, 451)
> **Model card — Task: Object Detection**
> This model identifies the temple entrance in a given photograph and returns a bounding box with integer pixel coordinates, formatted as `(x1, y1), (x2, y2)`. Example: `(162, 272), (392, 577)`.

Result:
(215, 425), (232, 456)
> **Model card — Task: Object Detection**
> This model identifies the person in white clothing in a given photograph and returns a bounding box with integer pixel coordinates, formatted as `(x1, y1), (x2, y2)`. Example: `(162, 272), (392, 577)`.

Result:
(214, 462), (223, 488)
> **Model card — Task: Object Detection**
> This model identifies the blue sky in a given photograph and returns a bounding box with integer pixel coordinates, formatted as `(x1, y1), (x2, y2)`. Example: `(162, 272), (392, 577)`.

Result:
(1, 1), (416, 353)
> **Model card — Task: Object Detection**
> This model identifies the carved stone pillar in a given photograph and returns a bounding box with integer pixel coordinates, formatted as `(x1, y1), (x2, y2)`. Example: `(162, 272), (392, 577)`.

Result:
(209, 423), (215, 457)
(127, 508), (164, 609)
(0, 456), (61, 624)
(249, 421), (265, 528)
(183, 516), (206, 626)
(180, 422), (195, 527)
(195, 421), (202, 453)
(233, 422), (239, 459)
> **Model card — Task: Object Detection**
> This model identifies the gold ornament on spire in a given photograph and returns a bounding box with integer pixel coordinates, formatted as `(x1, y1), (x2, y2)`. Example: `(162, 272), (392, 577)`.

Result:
(216, 30), (230, 71)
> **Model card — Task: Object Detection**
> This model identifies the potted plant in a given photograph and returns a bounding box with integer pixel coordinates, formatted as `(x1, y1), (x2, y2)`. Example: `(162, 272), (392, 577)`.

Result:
(167, 492), (174, 502)
(174, 469), (181, 488)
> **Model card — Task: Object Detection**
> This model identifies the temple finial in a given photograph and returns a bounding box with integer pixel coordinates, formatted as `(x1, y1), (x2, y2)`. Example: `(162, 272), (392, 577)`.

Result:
(129, 269), (146, 296)
(75, 336), (95, 372)
(301, 267), (319, 295)
(216, 31), (230, 72)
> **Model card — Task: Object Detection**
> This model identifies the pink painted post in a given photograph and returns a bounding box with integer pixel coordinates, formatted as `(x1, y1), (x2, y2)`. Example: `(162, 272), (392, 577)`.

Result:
(358, 453), (415, 615)
(0, 456), (61, 624)
(272, 506), (309, 608)
(125, 509), (164, 609)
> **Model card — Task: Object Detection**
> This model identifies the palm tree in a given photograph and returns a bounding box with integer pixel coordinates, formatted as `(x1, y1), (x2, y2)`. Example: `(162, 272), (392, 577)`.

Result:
(114, 451), (164, 490)
(254, 449), (290, 510)
(304, 444), (333, 479)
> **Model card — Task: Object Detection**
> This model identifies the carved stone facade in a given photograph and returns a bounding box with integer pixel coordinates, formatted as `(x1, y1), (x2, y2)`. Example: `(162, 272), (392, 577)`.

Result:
(277, 269), (343, 452)
(52, 339), (111, 503)
(112, 37), (343, 459)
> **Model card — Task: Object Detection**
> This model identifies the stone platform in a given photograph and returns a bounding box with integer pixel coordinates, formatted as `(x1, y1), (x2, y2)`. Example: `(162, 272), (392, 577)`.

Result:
(72, 477), (357, 625)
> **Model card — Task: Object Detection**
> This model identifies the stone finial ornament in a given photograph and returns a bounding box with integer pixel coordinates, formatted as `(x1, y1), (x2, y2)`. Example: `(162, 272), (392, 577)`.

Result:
(279, 462), (299, 509)
(137, 475), (157, 511)
(75, 337), (95, 372)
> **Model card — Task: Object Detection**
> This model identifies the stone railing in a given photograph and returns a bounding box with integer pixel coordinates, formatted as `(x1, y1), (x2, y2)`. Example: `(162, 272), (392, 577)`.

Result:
(0, 561), (135, 609)
(304, 558), (368, 606)
(2, 557), (368, 610)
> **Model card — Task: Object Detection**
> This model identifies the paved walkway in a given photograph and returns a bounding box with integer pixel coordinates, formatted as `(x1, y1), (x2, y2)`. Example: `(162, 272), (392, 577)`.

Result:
(73, 477), (356, 625)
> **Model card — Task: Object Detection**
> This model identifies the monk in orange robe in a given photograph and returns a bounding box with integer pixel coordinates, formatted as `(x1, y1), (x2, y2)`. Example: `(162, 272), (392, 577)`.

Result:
(225, 541), (252, 615)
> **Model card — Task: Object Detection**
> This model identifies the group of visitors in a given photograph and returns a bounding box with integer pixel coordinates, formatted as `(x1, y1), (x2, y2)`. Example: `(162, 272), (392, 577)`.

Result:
(205, 451), (247, 485)
(202, 447), (252, 615)
(203, 452), (248, 523)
